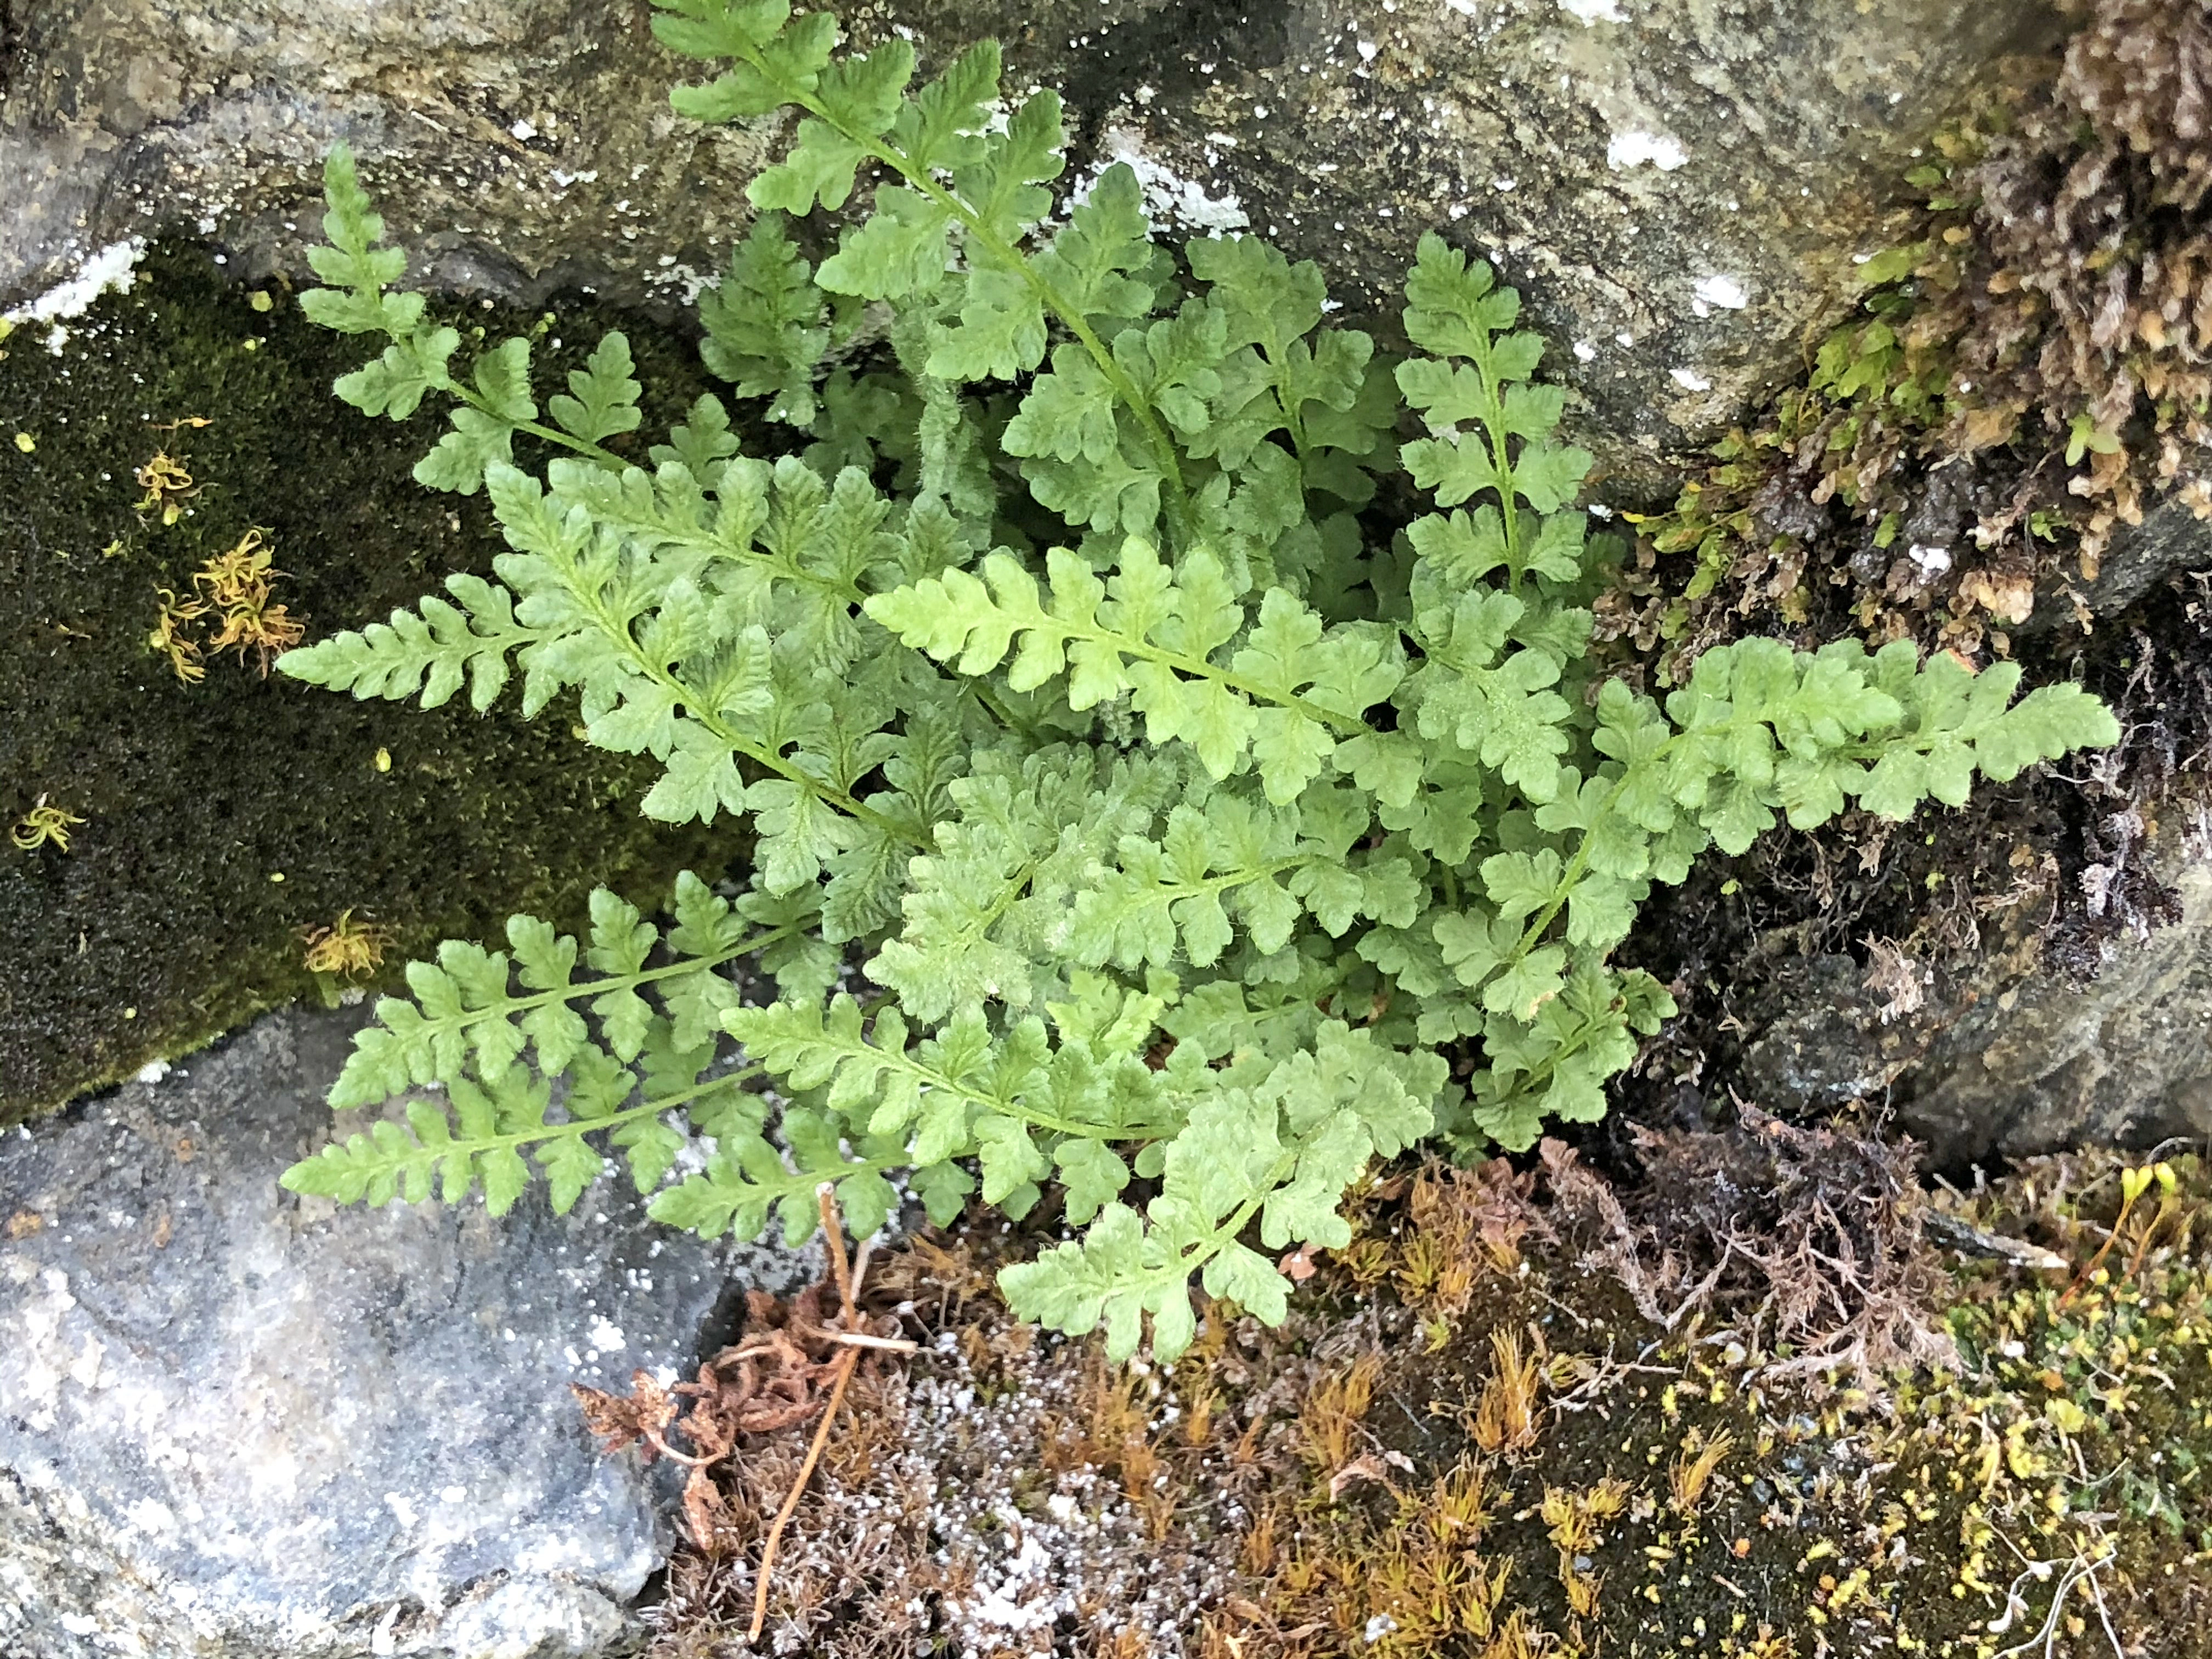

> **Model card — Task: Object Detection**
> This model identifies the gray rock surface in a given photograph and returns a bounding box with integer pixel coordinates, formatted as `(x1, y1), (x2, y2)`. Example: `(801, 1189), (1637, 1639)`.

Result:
(0, 1005), (806, 1659)
(1739, 799), (2212, 1170)
(1888, 809), (2212, 1170)
(1, 0), (2057, 480)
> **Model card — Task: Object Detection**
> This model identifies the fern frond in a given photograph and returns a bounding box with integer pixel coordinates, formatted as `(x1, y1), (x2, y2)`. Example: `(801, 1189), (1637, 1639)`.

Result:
(867, 539), (1403, 799)
(286, 36), (2123, 1364)
(323, 873), (791, 1109)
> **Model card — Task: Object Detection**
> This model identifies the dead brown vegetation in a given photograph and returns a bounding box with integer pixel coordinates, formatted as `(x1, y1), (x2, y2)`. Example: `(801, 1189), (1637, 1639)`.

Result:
(1541, 1110), (1956, 1380)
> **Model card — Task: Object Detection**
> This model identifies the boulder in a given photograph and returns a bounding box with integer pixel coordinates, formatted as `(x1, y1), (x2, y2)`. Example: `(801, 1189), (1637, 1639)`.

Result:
(2, 0), (2061, 479)
(0, 1005), (805, 1659)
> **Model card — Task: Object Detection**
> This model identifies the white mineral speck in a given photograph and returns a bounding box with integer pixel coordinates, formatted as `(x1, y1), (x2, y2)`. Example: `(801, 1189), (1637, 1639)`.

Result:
(1606, 131), (1688, 171)
(1573, 340), (1597, 362)
(586, 1317), (625, 1352)
(1559, 0), (1623, 20)
(1692, 273), (1750, 311)
(1670, 367), (1714, 391)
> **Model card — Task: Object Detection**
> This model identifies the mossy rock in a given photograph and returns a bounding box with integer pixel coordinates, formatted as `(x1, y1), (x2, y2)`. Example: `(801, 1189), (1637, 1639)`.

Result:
(0, 244), (736, 1124)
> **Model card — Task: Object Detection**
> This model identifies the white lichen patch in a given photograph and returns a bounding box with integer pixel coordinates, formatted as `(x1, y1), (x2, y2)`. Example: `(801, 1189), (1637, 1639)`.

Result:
(1669, 366), (1714, 391)
(1559, 0), (1625, 21)
(1084, 124), (1250, 235)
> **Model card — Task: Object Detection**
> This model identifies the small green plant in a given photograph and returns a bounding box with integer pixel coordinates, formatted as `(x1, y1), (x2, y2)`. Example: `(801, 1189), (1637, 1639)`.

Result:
(275, 1), (2118, 1362)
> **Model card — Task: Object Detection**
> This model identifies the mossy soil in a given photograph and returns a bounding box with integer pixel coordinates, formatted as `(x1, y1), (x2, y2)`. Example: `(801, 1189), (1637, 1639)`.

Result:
(637, 1151), (2212, 1657)
(0, 244), (740, 1122)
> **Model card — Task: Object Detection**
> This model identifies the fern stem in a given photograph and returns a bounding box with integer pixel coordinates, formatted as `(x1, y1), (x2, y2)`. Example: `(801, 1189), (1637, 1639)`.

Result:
(449, 381), (630, 470)
(462, 1065), (768, 1163)
(1051, 622), (1371, 735)
(633, 1063), (770, 1120)
(1479, 1006), (1609, 1125)
(1154, 855), (1316, 904)
(1153, 1149), (1296, 1290)
(1470, 343), (1525, 590)
(690, 687), (917, 842)
(427, 925), (800, 1035)
(841, 1017), (1183, 1146)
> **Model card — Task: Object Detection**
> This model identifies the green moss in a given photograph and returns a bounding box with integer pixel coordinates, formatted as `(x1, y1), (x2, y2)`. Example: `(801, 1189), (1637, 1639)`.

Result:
(0, 243), (738, 1122)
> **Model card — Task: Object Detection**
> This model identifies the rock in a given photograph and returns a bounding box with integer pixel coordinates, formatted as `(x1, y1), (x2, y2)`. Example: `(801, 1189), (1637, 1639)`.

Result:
(1884, 810), (2212, 1170)
(0, 1005), (808, 1659)
(2081, 495), (2212, 619)
(1736, 955), (1918, 1115)
(2, 0), (2059, 481)
(1734, 801), (2212, 1170)
(0, 0), (776, 315)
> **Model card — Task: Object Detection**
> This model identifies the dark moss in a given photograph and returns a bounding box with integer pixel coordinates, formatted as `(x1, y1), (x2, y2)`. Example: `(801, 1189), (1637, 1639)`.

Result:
(0, 242), (739, 1122)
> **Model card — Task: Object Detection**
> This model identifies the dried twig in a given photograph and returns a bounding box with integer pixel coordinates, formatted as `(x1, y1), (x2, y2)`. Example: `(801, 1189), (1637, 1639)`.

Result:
(750, 1184), (866, 1643)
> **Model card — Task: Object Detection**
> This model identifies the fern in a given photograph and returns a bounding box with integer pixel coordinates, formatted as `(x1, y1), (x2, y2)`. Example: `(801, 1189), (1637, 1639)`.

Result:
(278, 3), (2120, 1363)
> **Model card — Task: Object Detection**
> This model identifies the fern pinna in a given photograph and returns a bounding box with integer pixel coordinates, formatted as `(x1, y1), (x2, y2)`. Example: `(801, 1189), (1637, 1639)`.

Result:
(278, 0), (2117, 1362)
